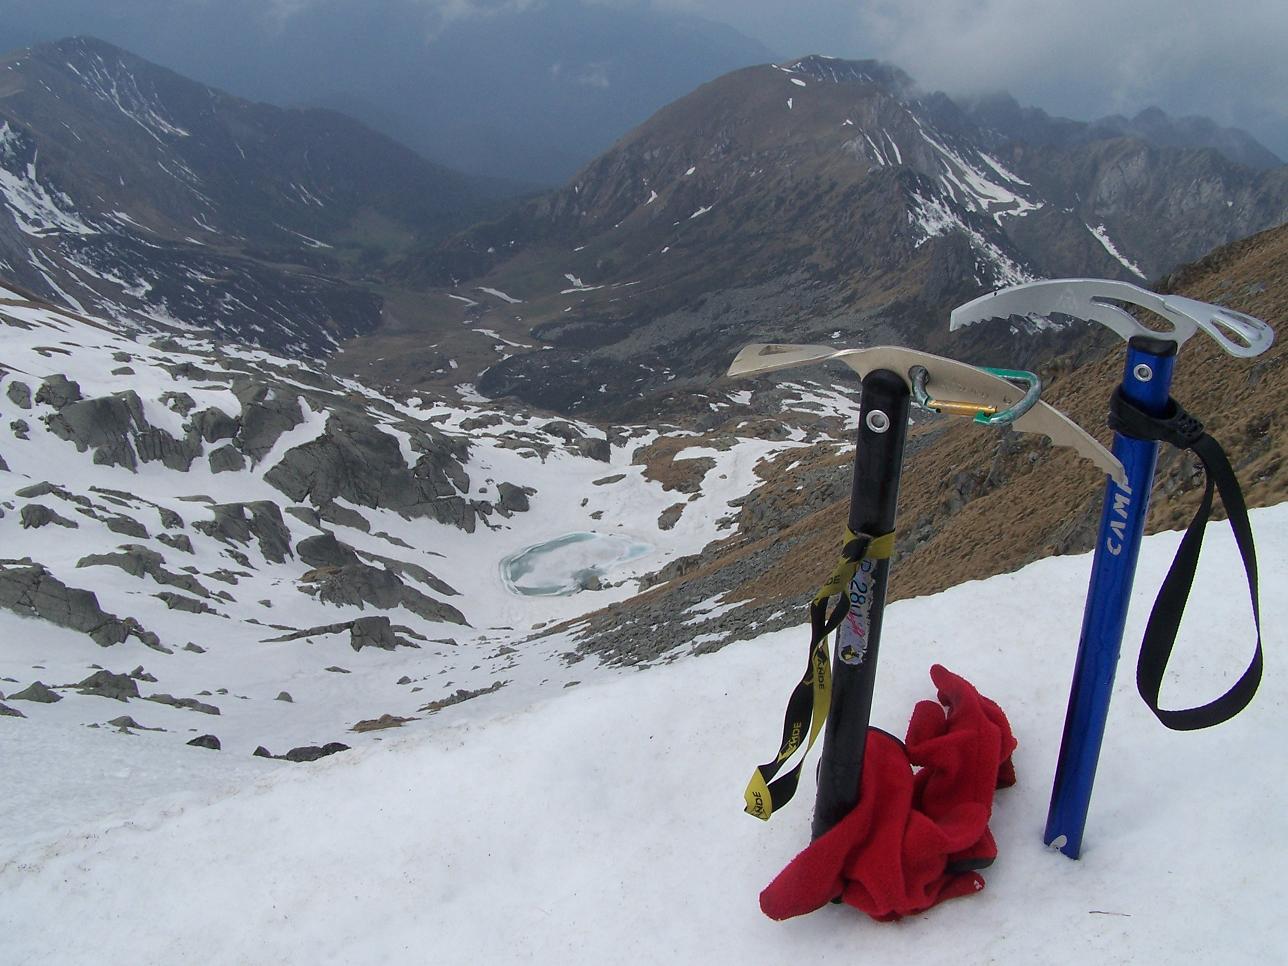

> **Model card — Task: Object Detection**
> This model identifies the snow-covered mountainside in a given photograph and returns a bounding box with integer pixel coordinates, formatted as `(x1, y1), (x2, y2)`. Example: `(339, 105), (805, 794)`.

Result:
(0, 285), (842, 757)
(0, 37), (510, 354)
(3, 500), (1283, 963)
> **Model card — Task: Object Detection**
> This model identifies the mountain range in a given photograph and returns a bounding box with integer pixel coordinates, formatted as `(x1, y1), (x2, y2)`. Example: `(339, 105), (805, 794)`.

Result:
(0, 0), (777, 185)
(1, 30), (1285, 818)
(385, 55), (1288, 416)
(586, 219), (1288, 664)
(0, 36), (513, 355)
(1, 25), (1285, 959)
(2, 210), (1283, 752)
(3, 39), (1285, 416)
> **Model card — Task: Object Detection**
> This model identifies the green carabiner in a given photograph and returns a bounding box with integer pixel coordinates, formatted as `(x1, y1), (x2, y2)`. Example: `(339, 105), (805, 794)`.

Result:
(975, 367), (1042, 426)
(909, 365), (1042, 426)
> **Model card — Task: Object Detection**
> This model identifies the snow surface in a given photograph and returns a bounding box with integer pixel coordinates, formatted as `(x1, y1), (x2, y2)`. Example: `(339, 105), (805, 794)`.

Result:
(1087, 224), (1147, 279)
(75, 47), (191, 144)
(0, 294), (803, 770)
(910, 190), (1032, 287)
(906, 117), (1041, 223)
(2, 504), (1284, 963)
(0, 122), (99, 238)
(476, 286), (522, 304)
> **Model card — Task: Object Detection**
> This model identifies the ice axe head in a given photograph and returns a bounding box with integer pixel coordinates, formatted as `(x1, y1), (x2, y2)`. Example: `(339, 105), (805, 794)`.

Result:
(727, 343), (1125, 484)
(950, 278), (1274, 358)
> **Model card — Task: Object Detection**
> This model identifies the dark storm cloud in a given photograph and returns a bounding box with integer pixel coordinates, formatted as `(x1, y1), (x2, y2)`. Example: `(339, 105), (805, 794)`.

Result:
(650, 0), (1288, 158)
(2, 0), (1285, 158)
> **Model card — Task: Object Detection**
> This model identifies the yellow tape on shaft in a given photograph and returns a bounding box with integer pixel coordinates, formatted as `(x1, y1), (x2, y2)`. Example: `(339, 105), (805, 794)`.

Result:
(743, 527), (894, 821)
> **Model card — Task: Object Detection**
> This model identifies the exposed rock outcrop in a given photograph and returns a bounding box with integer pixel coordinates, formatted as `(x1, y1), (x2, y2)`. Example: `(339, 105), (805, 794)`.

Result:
(20, 503), (80, 529)
(418, 680), (506, 713)
(76, 670), (140, 701)
(208, 444), (246, 474)
(349, 615), (412, 651)
(34, 374), (82, 409)
(265, 411), (477, 530)
(193, 502), (293, 564)
(319, 502), (371, 532)
(573, 436), (611, 462)
(302, 561), (467, 625)
(191, 406), (239, 443)
(9, 680), (62, 703)
(44, 390), (146, 469)
(146, 693), (220, 715)
(496, 482), (534, 515)
(233, 381), (305, 462)
(262, 614), (426, 650)
(157, 533), (194, 554)
(41, 387), (202, 471)
(296, 532), (361, 570)
(6, 380), (32, 409)
(0, 558), (159, 647)
(253, 742), (350, 762)
(155, 591), (219, 615)
(351, 713), (415, 732)
(78, 545), (212, 598)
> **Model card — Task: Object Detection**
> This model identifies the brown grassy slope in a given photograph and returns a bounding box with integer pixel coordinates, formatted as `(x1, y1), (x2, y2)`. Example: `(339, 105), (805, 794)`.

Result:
(766, 222), (1288, 606)
(555, 222), (1286, 663)
(748, 223), (1287, 609)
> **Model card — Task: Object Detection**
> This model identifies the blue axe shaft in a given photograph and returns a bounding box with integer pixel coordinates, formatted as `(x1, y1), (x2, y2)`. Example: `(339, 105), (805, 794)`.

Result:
(1044, 338), (1177, 858)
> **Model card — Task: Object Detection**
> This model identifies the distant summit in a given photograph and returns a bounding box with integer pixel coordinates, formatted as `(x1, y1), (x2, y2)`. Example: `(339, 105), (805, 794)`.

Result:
(0, 0), (777, 185)
(0, 36), (507, 352)
(963, 93), (1283, 171)
(784, 55), (916, 92)
(386, 55), (1288, 415)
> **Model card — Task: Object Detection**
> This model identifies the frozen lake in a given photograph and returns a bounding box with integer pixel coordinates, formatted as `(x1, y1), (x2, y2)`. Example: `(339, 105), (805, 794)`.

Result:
(500, 531), (653, 596)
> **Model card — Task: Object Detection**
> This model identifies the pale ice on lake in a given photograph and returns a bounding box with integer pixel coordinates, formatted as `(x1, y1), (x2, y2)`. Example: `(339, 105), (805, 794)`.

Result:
(501, 532), (653, 596)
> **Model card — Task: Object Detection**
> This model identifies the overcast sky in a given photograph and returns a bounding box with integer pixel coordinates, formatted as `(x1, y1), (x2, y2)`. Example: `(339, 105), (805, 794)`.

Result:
(3, 0), (1286, 159)
(656, 0), (1288, 157)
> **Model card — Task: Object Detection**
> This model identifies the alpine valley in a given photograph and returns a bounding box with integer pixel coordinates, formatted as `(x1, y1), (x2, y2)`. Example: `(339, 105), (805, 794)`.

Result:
(1, 36), (1286, 787)
(388, 55), (1288, 418)
(0, 37), (518, 357)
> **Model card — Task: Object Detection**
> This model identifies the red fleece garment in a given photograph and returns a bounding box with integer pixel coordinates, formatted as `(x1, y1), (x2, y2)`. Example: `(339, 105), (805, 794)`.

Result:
(759, 665), (1017, 922)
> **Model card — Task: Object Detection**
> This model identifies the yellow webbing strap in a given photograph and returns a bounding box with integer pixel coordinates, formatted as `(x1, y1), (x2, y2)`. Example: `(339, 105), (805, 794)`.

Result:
(813, 530), (894, 604)
(743, 527), (894, 820)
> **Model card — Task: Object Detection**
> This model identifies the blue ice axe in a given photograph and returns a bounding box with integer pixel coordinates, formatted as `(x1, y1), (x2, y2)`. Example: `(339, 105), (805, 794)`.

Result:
(951, 278), (1274, 858)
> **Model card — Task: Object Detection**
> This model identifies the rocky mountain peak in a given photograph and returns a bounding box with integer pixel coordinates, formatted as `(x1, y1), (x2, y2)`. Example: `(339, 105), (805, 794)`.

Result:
(961, 92), (1283, 172)
(783, 55), (916, 93)
(372, 53), (1287, 417)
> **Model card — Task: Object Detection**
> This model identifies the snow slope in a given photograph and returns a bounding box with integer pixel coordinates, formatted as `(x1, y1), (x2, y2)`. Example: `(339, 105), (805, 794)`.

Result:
(1, 290), (833, 759)
(2, 503), (1283, 964)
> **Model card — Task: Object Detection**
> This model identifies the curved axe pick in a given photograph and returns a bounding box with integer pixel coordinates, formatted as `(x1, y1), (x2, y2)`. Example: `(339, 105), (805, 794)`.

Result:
(728, 342), (1125, 484)
(950, 278), (1274, 358)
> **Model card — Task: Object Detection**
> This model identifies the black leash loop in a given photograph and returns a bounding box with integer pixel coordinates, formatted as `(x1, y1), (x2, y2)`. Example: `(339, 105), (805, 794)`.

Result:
(1108, 389), (1263, 731)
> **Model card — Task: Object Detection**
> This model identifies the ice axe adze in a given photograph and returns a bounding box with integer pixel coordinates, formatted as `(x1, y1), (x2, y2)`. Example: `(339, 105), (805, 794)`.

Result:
(728, 343), (1123, 840)
(952, 277), (1274, 859)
